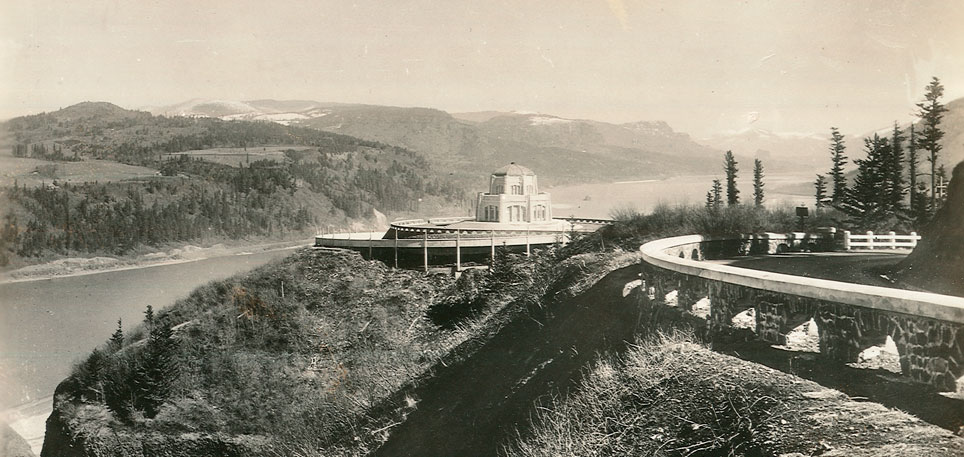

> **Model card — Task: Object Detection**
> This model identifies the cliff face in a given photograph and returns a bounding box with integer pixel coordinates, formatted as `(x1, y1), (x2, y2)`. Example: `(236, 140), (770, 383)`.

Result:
(40, 383), (269, 457)
(895, 160), (964, 296)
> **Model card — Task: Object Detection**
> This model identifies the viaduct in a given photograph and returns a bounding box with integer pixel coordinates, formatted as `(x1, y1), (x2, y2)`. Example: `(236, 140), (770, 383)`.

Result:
(637, 234), (964, 392)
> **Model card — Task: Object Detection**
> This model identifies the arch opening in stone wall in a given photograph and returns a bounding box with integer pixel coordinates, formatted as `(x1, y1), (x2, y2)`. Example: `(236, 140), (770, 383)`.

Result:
(731, 308), (756, 331)
(781, 318), (821, 353)
(853, 335), (901, 373)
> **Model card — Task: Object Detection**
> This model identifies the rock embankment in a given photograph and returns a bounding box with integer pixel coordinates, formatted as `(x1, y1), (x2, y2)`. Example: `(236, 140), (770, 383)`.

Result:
(895, 160), (964, 296)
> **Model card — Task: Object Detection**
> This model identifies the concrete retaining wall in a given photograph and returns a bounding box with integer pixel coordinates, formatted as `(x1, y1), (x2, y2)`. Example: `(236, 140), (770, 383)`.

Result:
(639, 235), (964, 391)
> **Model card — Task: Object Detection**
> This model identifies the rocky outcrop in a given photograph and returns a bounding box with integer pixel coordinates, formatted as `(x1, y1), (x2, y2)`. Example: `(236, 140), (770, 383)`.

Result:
(40, 384), (269, 457)
(895, 160), (964, 296)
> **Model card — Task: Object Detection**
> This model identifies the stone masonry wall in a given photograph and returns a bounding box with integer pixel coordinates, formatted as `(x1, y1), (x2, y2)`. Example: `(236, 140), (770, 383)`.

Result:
(637, 261), (964, 392)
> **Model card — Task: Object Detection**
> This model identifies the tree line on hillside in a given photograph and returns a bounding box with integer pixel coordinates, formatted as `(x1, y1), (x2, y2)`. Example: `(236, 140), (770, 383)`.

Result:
(7, 179), (312, 258)
(7, 108), (422, 169)
(0, 148), (465, 262)
(706, 77), (952, 232)
(816, 77), (950, 229)
(11, 142), (82, 161)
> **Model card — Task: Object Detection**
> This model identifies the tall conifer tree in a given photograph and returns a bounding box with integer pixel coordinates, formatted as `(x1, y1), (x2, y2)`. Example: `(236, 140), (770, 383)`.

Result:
(829, 127), (848, 204)
(814, 174), (828, 207)
(907, 124), (919, 213)
(723, 151), (739, 205)
(915, 77), (947, 212)
(752, 159), (765, 207)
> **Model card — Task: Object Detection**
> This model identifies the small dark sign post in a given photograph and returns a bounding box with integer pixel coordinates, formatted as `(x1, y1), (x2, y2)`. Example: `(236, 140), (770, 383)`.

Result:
(796, 206), (809, 230)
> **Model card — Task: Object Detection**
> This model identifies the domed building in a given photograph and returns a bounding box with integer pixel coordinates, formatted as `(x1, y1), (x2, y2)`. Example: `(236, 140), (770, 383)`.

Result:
(317, 162), (609, 270)
(476, 162), (552, 224)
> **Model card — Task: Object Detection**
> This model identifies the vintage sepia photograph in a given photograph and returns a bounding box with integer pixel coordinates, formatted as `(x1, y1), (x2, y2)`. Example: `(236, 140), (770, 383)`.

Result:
(1, 1), (963, 456)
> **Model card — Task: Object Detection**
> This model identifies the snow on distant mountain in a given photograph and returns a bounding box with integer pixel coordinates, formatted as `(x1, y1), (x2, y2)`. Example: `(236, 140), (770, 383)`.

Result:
(148, 99), (346, 124)
(699, 128), (830, 167)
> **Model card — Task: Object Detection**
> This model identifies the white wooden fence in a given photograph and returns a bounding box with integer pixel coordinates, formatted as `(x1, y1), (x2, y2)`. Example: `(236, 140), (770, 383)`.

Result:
(842, 230), (920, 250)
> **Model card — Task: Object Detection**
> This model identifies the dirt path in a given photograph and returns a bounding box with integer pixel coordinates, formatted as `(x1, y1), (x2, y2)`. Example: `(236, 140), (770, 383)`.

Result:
(374, 266), (646, 457)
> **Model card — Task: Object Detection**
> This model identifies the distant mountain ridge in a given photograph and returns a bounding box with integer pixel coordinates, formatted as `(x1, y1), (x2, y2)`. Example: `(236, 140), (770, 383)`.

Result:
(149, 99), (352, 125)
(149, 99), (739, 184)
(698, 128), (831, 169)
(699, 97), (964, 173)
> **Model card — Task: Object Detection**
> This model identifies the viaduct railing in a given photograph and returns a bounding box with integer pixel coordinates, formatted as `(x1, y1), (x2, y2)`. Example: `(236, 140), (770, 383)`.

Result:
(387, 216), (613, 237)
(638, 234), (964, 392)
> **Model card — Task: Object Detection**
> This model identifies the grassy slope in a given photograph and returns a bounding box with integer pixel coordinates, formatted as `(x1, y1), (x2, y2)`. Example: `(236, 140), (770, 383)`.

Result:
(47, 249), (454, 452)
(512, 333), (964, 457)
(45, 244), (578, 456)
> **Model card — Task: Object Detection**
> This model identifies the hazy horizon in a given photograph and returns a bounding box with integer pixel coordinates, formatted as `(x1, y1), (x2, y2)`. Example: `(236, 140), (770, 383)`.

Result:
(3, 0), (963, 137)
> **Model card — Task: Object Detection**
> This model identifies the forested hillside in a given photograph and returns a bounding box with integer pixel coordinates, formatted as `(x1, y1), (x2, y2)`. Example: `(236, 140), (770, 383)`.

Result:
(0, 103), (464, 266)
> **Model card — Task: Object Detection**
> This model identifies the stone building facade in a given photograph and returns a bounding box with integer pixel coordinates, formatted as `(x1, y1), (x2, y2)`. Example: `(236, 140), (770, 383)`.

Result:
(476, 163), (552, 223)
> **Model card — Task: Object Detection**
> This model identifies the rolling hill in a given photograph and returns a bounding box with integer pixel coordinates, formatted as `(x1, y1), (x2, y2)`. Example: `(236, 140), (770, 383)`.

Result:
(0, 102), (466, 264)
(298, 106), (736, 185)
(152, 98), (743, 185)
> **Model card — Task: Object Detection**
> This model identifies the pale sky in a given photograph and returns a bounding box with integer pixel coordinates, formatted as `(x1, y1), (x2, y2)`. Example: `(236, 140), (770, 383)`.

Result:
(2, 0), (963, 136)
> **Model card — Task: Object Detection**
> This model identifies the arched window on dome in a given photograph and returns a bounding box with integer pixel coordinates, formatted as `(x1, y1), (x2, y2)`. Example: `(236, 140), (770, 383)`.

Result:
(509, 205), (524, 222)
(533, 205), (546, 221)
(484, 205), (498, 221)
(511, 184), (522, 195)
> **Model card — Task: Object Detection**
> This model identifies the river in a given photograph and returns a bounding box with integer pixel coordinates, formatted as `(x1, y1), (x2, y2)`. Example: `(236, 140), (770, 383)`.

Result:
(547, 172), (813, 219)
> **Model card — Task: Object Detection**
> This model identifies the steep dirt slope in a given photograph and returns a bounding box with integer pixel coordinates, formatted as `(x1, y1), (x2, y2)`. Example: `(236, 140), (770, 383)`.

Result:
(894, 160), (964, 296)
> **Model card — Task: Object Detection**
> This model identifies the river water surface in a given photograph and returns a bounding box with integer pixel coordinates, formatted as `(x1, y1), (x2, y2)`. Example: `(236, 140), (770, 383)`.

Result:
(0, 249), (295, 409)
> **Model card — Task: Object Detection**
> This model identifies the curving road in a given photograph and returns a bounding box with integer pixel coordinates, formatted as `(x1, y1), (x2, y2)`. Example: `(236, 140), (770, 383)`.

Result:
(709, 251), (910, 289)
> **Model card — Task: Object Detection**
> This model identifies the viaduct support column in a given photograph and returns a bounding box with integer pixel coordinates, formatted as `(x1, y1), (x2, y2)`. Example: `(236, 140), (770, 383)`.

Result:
(456, 230), (461, 272)
(490, 231), (496, 265)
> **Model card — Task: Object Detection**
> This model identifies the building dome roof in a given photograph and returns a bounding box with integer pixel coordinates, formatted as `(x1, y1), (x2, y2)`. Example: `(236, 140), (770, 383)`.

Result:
(492, 162), (535, 176)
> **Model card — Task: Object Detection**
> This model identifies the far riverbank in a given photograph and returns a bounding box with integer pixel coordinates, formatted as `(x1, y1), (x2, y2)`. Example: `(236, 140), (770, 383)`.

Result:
(0, 238), (312, 285)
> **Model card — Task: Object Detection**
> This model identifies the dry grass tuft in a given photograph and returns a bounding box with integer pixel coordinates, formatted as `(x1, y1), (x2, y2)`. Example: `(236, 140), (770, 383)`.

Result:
(509, 330), (964, 457)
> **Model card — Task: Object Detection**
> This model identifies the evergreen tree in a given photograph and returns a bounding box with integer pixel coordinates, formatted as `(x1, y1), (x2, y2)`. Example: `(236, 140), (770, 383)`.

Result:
(723, 151), (739, 205)
(829, 127), (848, 204)
(911, 182), (930, 224)
(936, 164), (949, 205)
(711, 179), (723, 209)
(134, 319), (179, 418)
(814, 174), (828, 207)
(916, 76), (948, 212)
(752, 159), (765, 207)
(144, 305), (155, 332)
(845, 134), (891, 224)
(885, 122), (906, 211)
(907, 124), (919, 213)
(109, 318), (124, 352)
(705, 191), (714, 210)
